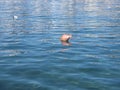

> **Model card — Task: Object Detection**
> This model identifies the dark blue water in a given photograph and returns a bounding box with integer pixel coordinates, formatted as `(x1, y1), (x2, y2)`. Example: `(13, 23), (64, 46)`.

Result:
(0, 0), (120, 90)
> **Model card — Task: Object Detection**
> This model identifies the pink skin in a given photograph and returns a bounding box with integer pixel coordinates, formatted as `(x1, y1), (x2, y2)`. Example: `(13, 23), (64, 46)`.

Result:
(60, 34), (72, 42)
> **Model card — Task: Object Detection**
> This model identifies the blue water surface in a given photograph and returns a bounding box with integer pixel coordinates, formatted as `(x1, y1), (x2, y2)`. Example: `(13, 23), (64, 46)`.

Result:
(0, 0), (120, 90)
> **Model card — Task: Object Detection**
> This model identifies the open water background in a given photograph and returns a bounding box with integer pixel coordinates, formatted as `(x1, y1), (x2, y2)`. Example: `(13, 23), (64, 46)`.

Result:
(0, 0), (120, 90)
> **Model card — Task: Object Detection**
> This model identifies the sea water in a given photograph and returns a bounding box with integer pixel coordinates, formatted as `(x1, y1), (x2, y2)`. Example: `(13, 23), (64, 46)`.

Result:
(0, 0), (120, 90)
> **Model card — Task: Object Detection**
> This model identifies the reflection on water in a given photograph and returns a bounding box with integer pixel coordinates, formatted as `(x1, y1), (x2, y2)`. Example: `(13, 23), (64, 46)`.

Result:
(61, 41), (71, 46)
(0, 0), (120, 90)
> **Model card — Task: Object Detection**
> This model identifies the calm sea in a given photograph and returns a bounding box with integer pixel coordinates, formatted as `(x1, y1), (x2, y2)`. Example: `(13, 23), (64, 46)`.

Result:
(0, 0), (120, 90)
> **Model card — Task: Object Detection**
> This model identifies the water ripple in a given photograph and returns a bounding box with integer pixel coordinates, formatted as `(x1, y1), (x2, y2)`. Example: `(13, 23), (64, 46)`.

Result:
(0, 0), (120, 90)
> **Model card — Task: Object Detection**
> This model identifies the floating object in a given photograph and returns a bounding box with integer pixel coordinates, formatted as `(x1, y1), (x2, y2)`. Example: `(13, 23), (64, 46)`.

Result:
(60, 34), (72, 42)
(13, 15), (18, 20)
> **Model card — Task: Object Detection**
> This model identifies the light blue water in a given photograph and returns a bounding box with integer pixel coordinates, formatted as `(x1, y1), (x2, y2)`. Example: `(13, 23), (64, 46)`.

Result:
(0, 0), (120, 90)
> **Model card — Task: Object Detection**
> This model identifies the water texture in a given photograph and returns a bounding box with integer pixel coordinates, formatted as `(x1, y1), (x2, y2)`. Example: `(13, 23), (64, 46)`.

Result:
(0, 0), (120, 90)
